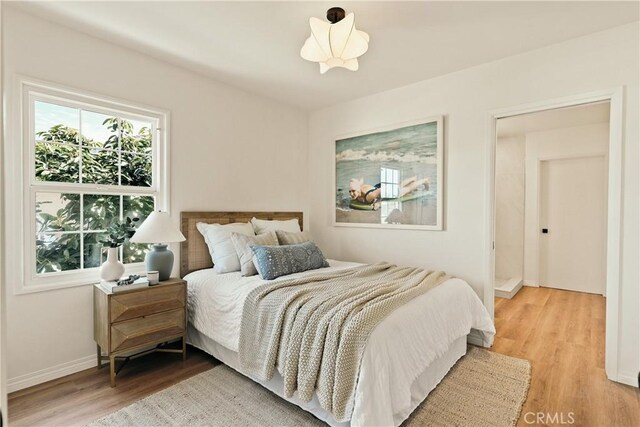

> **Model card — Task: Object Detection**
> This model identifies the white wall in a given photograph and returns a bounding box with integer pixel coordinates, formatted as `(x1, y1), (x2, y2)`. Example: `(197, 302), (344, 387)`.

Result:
(523, 123), (610, 286)
(494, 135), (525, 282)
(308, 23), (638, 384)
(2, 7), (308, 391)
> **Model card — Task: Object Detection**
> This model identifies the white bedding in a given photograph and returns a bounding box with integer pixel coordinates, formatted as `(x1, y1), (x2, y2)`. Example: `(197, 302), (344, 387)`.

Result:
(185, 260), (495, 426)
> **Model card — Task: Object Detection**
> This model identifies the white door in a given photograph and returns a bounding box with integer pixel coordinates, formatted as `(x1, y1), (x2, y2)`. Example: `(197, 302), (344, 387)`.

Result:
(539, 156), (607, 294)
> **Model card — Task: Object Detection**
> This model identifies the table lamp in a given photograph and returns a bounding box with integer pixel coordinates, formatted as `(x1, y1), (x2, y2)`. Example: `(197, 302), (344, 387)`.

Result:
(130, 211), (186, 281)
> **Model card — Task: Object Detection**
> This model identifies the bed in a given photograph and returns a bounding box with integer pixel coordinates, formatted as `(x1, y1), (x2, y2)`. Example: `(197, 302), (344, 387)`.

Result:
(180, 211), (495, 427)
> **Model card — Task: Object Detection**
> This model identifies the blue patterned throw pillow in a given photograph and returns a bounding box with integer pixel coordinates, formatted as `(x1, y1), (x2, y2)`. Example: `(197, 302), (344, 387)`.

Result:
(250, 241), (330, 280)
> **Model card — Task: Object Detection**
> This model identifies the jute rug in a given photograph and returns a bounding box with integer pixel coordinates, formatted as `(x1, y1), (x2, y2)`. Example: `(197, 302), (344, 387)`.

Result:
(89, 347), (530, 427)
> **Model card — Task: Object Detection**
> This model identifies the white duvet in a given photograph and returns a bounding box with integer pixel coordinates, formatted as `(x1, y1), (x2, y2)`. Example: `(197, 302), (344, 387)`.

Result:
(186, 260), (495, 426)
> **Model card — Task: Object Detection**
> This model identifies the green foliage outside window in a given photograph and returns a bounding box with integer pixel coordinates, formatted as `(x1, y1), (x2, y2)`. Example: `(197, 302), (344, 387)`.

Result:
(35, 117), (154, 274)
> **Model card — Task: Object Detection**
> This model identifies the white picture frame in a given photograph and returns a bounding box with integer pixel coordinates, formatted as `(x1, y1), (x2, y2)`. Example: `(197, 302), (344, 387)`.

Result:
(333, 116), (444, 231)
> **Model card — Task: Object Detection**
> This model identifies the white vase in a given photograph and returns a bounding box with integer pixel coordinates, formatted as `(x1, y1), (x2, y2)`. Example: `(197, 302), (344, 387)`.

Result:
(100, 247), (125, 281)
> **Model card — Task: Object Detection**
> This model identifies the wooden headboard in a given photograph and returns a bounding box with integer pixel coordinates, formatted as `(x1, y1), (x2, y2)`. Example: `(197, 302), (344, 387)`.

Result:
(180, 211), (304, 277)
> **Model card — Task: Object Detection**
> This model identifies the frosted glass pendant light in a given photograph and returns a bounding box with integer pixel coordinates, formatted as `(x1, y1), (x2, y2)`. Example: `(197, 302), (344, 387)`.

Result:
(300, 7), (370, 74)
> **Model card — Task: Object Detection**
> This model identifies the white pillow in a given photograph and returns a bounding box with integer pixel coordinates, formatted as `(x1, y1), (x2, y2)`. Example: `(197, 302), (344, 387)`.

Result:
(251, 217), (301, 235)
(196, 222), (255, 273)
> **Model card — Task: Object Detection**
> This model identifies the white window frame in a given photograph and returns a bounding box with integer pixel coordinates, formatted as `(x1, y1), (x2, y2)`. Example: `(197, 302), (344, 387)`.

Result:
(380, 166), (400, 199)
(5, 77), (170, 294)
(380, 166), (401, 223)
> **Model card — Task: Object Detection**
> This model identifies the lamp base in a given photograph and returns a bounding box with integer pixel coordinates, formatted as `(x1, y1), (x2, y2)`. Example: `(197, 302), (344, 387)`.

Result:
(145, 244), (174, 281)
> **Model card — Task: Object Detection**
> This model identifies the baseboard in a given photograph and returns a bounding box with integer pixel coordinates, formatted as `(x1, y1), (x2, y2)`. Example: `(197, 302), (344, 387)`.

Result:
(495, 278), (523, 299)
(523, 280), (539, 287)
(467, 329), (489, 347)
(7, 354), (96, 393)
(616, 371), (639, 388)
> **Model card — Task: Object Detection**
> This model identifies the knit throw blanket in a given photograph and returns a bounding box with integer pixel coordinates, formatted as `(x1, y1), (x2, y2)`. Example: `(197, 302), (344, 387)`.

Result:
(238, 262), (449, 422)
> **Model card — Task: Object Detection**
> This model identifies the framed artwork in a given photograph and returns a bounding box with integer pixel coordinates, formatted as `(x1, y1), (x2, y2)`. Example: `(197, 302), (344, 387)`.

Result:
(334, 116), (443, 230)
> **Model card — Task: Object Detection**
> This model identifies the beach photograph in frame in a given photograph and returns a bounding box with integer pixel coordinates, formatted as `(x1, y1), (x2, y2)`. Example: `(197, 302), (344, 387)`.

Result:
(334, 117), (443, 230)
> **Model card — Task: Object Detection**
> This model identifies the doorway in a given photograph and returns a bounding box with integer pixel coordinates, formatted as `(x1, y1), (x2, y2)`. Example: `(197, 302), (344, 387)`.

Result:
(488, 89), (624, 383)
(494, 101), (610, 298)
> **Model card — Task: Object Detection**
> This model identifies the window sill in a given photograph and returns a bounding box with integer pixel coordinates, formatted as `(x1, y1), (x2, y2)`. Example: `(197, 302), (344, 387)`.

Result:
(15, 263), (146, 295)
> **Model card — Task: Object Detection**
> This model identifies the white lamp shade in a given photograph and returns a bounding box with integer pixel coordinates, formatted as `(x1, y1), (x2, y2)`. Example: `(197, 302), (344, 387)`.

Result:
(300, 13), (369, 74)
(130, 211), (186, 244)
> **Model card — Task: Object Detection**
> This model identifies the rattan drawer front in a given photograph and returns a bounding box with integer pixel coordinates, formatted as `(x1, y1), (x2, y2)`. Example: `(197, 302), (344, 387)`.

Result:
(110, 284), (185, 323)
(110, 309), (185, 352)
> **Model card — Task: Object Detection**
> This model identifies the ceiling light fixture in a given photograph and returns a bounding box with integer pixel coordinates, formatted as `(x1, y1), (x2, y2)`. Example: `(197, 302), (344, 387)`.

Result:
(300, 7), (370, 74)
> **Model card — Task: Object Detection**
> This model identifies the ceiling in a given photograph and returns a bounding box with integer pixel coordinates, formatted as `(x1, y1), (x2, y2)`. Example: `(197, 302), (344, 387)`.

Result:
(497, 101), (610, 137)
(11, 1), (639, 110)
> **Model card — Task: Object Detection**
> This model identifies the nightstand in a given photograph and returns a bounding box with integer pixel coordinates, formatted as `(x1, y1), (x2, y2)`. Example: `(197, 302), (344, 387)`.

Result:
(93, 278), (187, 387)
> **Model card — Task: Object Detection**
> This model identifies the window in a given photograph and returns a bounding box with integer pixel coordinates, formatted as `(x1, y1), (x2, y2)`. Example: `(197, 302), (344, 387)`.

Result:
(380, 167), (401, 223)
(12, 80), (168, 292)
(380, 167), (400, 198)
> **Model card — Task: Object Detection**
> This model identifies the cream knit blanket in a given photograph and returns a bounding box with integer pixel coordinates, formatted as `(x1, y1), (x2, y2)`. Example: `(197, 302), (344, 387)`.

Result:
(238, 262), (449, 422)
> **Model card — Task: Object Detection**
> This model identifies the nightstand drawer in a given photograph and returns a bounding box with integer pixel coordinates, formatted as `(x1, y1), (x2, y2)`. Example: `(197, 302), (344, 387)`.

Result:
(110, 284), (185, 323)
(110, 308), (185, 352)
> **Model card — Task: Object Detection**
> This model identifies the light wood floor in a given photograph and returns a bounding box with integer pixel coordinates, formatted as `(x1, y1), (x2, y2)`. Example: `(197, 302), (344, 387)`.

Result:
(494, 286), (639, 427)
(8, 286), (640, 426)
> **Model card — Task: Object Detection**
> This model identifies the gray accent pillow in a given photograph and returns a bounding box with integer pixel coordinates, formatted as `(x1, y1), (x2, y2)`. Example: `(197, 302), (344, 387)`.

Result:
(231, 231), (279, 276)
(275, 230), (313, 245)
(251, 241), (330, 280)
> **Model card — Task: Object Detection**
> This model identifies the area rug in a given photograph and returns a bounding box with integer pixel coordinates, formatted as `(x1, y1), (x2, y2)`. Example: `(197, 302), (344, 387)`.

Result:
(88, 346), (530, 427)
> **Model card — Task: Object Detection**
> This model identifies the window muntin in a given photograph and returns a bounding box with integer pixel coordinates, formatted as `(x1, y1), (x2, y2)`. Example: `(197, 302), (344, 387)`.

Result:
(29, 94), (160, 279)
